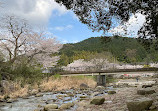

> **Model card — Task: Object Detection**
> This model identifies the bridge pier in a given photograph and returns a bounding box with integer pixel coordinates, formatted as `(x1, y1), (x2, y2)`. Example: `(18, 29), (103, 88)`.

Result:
(97, 74), (106, 86)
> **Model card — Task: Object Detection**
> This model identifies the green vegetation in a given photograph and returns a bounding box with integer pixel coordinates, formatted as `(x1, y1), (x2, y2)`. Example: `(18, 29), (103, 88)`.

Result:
(58, 36), (158, 66)
(0, 35), (158, 87)
(106, 75), (117, 83)
(53, 74), (61, 79)
(0, 53), (43, 86)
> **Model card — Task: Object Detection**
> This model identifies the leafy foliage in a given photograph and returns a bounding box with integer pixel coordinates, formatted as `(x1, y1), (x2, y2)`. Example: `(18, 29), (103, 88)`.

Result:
(55, 0), (158, 49)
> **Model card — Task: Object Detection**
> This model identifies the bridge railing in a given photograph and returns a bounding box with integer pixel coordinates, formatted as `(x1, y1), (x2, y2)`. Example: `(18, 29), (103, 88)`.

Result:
(61, 64), (143, 72)
(53, 65), (139, 73)
(46, 64), (158, 75)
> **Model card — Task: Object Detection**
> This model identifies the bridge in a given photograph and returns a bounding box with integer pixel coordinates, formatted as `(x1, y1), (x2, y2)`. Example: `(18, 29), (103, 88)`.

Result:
(44, 67), (158, 86)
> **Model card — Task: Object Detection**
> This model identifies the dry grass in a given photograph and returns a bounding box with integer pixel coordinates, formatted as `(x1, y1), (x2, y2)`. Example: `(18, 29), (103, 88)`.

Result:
(6, 81), (30, 98)
(1, 80), (39, 99)
(0, 95), (4, 100)
(9, 85), (29, 98)
(39, 76), (97, 92)
(0, 76), (96, 99)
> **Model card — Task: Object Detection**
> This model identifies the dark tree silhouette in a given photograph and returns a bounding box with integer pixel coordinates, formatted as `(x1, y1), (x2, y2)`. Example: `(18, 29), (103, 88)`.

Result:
(55, 0), (158, 49)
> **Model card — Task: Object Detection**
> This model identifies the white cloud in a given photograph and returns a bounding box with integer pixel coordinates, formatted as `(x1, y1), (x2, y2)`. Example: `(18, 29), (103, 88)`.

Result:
(62, 40), (68, 43)
(72, 40), (79, 43)
(54, 25), (73, 31)
(55, 27), (64, 31)
(109, 13), (146, 37)
(57, 38), (78, 44)
(0, 0), (68, 27)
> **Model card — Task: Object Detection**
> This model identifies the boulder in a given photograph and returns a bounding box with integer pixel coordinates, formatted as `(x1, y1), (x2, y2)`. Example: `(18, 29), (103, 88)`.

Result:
(126, 97), (153, 111)
(142, 85), (153, 88)
(90, 97), (105, 105)
(107, 90), (116, 94)
(59, 102), (74, 110)
(44, 104), (58, 111)
(80, 83), (88, 89)
(137, 88), (156, 95)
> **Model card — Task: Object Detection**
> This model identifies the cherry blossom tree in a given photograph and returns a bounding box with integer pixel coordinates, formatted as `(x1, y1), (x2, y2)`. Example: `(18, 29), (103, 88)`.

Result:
(0, 15), (63, 68)
(62, 59), (95, 71)
(24, 32), (62, 68)
(62, 58), (144, 72)
(62, 58), (117, 72)
(0, 15), (29, 63)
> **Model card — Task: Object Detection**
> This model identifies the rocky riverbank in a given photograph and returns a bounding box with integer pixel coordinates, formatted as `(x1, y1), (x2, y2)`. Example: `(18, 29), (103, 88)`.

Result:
(0, 85), (110, 111)
(0, 78), (157, 111)
(76, 79), (158, 111)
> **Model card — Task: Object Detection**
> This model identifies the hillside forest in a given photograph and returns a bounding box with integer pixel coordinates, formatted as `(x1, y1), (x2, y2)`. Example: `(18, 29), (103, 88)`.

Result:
(57, 36), (158, 67)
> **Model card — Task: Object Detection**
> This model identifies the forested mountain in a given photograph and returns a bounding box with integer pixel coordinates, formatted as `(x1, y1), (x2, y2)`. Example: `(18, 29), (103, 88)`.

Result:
(58, 36), (158, 66)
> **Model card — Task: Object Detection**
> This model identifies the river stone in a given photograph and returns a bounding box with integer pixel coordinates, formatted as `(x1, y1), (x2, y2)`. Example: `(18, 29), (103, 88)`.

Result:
(77, 100), (89, 107)
(80, 95), (87, 98)
(4, 95), (10, 100)
(6, 99), (17, 103)
(80, 98), (90, 101)
(22, 96), (30, 99)
(57, 94), (68, 98)
(149, 105), (157, 110)
(35, 93), (43, 97)
(126, 97), (153, 111)
(45, 109), (63, 111)
(0, 98), (5, 102)
(44, 104), (58, 111)
(91, 92), (100, 97)
(30, 89), (38, 95)
(90, 97), (105, 105)
(137, 88), (156, 95)
(107, 90), (116, 94)
(80, 83), (88, 89)
(34, 109), (40, 111)
(59, 102), (74, 109)
(95, 86), (105, 90)
(66, 92), (74, 97)
(142, 85), (153, 88)
(155, 96), (158, 101)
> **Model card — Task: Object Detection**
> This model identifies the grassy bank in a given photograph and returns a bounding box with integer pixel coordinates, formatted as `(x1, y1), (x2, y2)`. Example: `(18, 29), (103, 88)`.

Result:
(0, 75), (96, 99)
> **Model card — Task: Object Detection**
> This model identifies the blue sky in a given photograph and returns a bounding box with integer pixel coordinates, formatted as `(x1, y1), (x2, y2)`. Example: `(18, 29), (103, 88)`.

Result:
(48, 11), (105, 43)
(1, 0), (146, 43)
(47, 9), (145, 43)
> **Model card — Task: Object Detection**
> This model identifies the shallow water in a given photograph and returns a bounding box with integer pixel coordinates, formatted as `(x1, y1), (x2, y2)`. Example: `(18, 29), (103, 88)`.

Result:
(0, 89), (108, 111)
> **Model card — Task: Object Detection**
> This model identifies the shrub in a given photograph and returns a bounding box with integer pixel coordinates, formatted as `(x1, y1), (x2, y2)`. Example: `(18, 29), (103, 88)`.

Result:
(11, 62), (42, 85)
(143, 64), (151, 68)
(53, 74), (61, 79)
